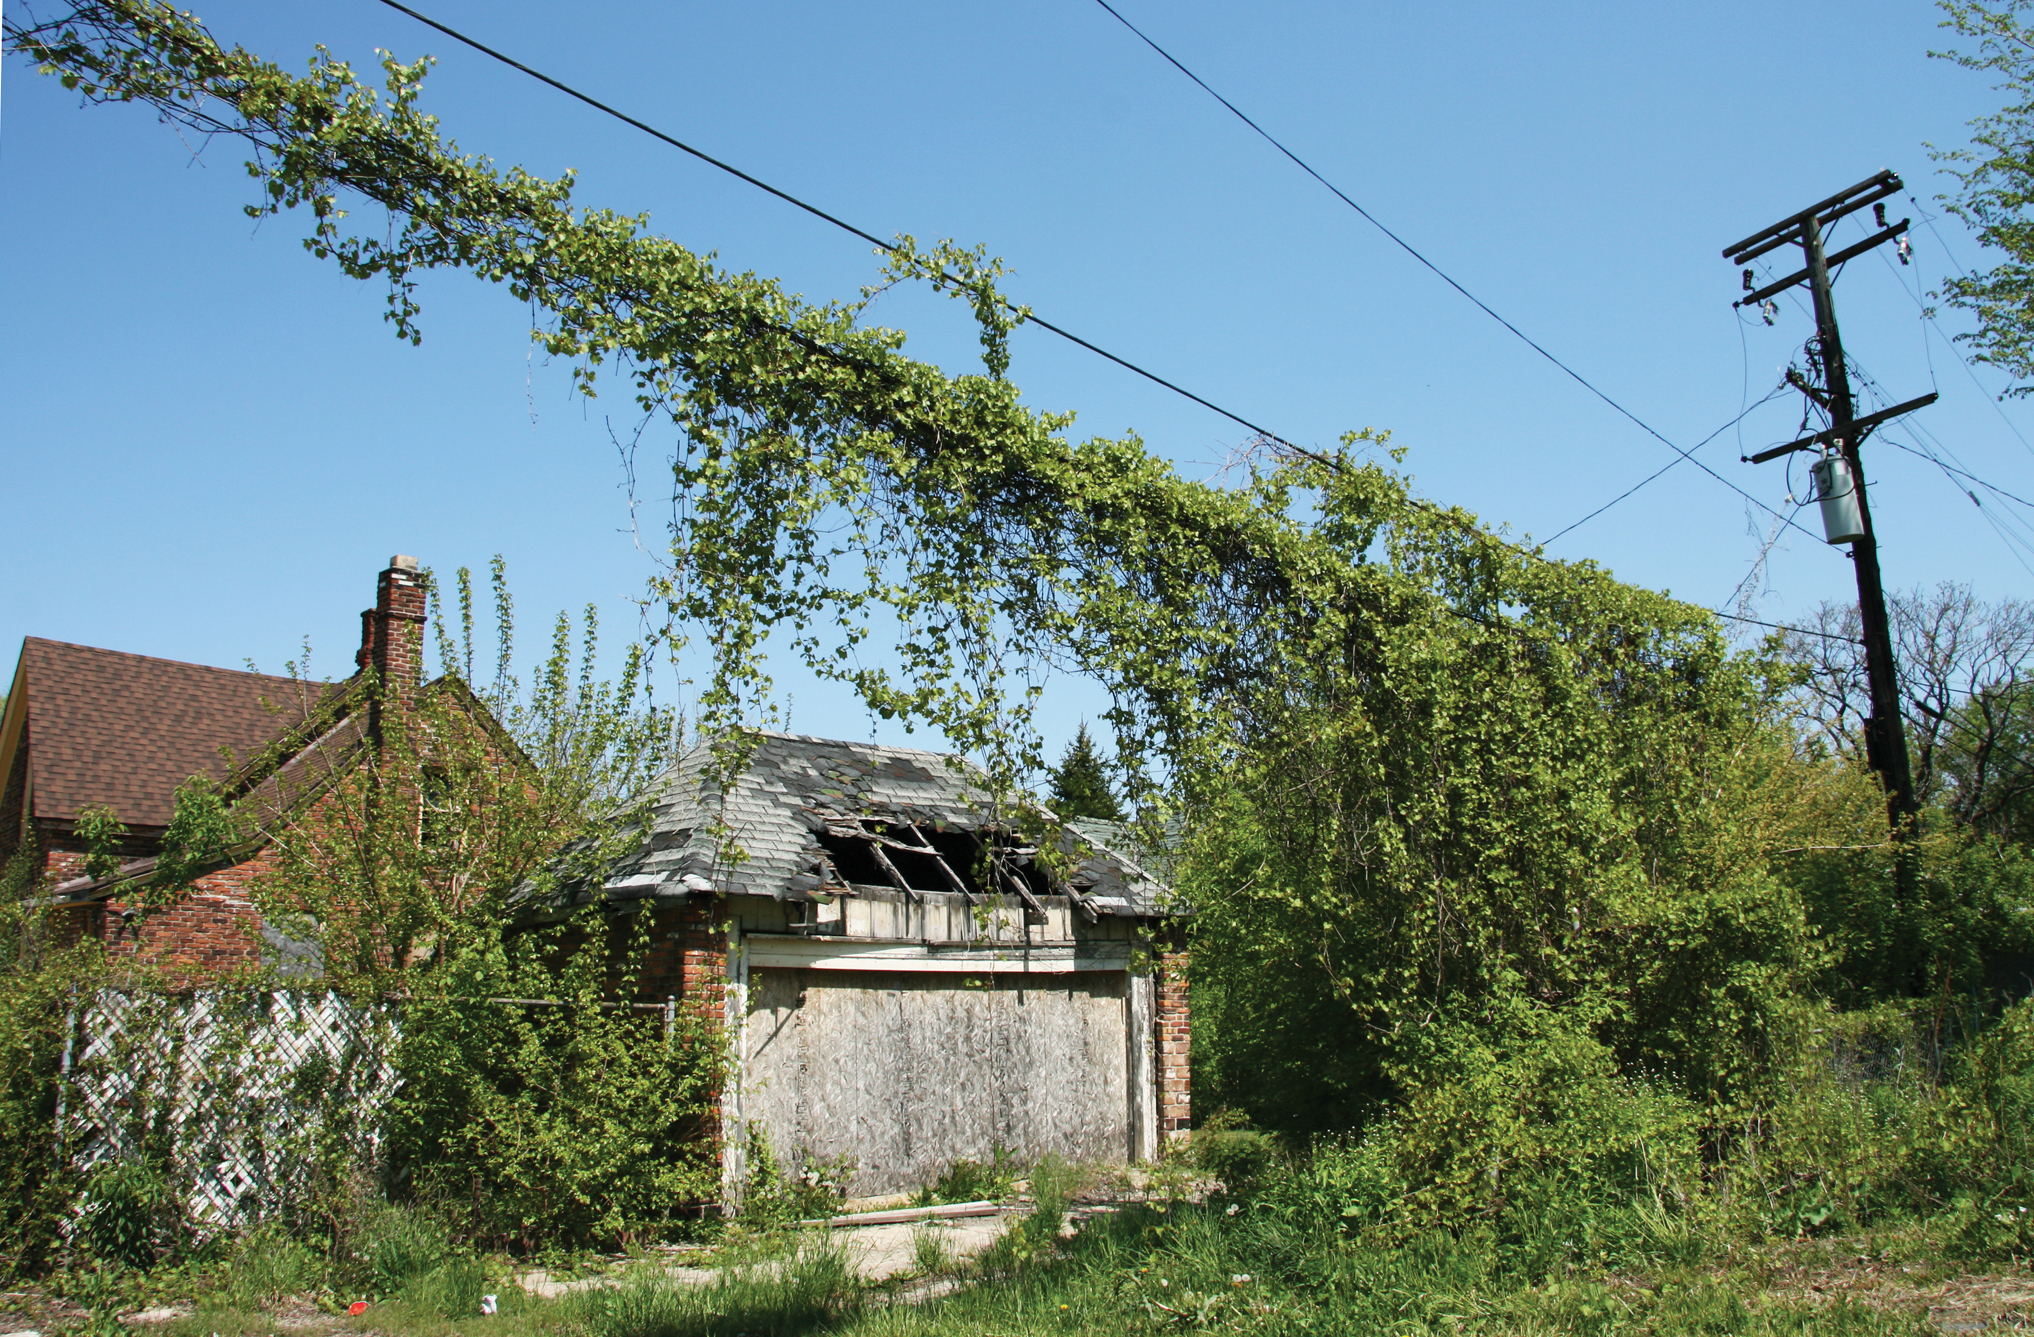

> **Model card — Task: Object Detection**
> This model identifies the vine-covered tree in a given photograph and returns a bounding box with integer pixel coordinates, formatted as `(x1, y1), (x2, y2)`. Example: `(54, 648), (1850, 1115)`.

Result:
(7, 0), (1965, 1220)
(1046, 723), (1124, 822)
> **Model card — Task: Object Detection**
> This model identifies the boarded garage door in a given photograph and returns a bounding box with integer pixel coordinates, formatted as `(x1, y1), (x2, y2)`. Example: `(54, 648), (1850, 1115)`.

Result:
(742, 967), (1132, 1196)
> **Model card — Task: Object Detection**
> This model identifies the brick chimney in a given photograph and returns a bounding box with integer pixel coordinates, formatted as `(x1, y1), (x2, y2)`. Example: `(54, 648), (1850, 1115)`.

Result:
(356, 555), (427, 737)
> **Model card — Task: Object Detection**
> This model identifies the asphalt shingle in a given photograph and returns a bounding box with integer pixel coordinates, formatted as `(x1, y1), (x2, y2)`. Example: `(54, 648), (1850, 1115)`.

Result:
(600, 732), (1173, 916)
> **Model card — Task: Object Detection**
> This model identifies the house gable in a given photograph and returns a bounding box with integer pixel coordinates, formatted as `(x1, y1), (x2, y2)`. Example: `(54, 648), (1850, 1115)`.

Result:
(3, 556), (519, 983)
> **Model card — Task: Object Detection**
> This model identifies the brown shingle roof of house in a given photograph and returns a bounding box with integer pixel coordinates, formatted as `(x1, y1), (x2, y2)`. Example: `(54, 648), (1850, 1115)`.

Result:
(16, 637), (325, 828)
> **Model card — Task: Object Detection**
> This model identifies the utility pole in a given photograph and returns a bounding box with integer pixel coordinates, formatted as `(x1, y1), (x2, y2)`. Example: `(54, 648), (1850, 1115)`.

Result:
(1724, 170), (1936, 828)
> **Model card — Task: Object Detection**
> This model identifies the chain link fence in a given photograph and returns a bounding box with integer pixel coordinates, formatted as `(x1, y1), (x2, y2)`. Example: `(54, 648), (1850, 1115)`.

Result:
(59, 990), (398, 1234)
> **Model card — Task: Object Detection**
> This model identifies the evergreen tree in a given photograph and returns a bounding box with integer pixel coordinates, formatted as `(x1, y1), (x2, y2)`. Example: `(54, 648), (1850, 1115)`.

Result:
(1047, 723), (1124, 821)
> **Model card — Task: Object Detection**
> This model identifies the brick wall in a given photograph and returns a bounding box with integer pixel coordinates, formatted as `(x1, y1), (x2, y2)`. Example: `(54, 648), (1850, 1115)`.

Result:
(639, 897), (729, 1018)
(1156, 948), (1191, 1140)
(528, 896), (730, 1019)
(99, 847), (272, 980)
(36, 830), (266, 980)
(42, 844), (86, 884)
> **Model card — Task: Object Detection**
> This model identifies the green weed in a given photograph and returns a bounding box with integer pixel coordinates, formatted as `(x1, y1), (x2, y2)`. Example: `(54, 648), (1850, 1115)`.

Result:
(915, 1147), (1017, 1206)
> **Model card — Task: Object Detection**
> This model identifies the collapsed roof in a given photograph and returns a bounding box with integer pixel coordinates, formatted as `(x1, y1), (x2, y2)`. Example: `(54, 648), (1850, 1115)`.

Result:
(597, 732), (1175, 919)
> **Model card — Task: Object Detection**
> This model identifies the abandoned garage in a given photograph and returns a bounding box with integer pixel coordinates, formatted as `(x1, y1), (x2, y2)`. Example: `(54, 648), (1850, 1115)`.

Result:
(593, 731), (1190, 1198)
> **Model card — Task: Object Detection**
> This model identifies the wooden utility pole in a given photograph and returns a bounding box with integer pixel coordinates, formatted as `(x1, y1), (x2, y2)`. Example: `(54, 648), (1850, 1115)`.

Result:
(1724, 170), (1936, 827)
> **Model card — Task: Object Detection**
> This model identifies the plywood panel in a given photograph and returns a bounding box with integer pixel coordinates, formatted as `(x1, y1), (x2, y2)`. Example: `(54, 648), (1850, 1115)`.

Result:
(743, 967), (1132, 1196)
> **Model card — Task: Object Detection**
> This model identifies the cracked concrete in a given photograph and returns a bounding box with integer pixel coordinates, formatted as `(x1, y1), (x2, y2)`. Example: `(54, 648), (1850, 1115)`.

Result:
(514, 1210), (1016, 1300)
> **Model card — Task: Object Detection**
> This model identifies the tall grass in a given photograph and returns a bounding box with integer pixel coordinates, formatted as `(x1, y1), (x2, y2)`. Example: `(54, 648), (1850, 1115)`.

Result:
(568, 1239), (860, 1337)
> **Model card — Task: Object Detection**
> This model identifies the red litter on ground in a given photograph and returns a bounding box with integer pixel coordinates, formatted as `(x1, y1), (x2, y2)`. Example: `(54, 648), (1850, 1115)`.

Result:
(348, 1302), (369, 1316)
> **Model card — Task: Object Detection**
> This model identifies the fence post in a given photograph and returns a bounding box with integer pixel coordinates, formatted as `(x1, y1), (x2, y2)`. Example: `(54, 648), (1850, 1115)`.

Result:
(52, 986), (78, 1161)
(662, 995), (675, 1047)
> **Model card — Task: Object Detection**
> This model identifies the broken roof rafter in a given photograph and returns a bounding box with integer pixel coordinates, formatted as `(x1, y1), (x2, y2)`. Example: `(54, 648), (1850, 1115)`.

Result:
(862, 838), (922, 905)
(820, 816), (984, 905)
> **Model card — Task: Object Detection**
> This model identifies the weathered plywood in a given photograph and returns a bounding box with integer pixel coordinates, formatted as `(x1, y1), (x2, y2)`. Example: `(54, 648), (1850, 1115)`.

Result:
(830, 893), (1077, 943)
(743, 967), (1132, 1196)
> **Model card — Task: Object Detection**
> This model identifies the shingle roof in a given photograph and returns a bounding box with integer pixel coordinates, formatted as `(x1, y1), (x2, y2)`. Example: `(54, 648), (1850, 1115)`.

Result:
(1066, 818), (1180, 913)
(596, 731), (1175, 916)
(46, 674), (505, 906)
(14, 638), (323, 828)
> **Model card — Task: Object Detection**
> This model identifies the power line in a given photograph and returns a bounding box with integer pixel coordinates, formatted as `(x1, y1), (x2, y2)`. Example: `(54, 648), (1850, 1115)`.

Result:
(1865, 204), (2034, 463)
(1882, 435), (2034, 512)
(1839, 349), (2034, 582)
(1089, 0), (1630, 431)
(1087, 0), (1820, 547)
(370, 0), (1289, 445)
(1715, 610), (1862, 645)
(1889, 431), (2034, 582)
(1845, 353), (2034, 516)
(1889, 426), (2034, 577)
(1544, 387), (1789, 544)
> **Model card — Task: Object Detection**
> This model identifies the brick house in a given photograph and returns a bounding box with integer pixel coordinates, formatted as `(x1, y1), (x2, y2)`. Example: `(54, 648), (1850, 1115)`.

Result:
(0, 556), (454, 977)
(557, 732), (1192, 1195)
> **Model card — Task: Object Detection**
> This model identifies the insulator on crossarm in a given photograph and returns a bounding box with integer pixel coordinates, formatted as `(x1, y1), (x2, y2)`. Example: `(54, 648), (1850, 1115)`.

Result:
(1874, 202), (1888, 228)
(1897, 235), (1912, 265)
(1761, 300), (1778, 326)
(1743, 268), (1755, 292)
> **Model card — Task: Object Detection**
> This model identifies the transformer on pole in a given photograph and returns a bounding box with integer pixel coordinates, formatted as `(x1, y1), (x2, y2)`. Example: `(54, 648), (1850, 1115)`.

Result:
(1723, 170), (1936, 827)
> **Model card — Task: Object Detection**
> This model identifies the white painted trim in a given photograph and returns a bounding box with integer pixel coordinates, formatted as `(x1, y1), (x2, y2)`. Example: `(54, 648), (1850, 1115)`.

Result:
(743, 934), (1132, 974)
(719, 929), (751, 1213)
(1129, 971), (1157, 1164)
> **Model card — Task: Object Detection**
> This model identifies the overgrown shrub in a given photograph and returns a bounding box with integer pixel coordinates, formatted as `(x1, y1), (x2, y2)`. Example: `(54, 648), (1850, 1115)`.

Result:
(1191, 1110), (1280, 1199)
(76, 1158), (177, 1269)
(0, 863), (103, 1276)
(390, 915), (725, 1250)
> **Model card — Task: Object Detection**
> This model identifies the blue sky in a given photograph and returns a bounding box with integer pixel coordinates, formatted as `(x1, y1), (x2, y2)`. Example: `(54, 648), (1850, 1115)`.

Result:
(5, 0), (2032, 765)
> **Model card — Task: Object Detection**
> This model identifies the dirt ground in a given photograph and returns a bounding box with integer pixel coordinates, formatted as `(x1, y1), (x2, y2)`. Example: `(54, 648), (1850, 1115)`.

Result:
(1752, 1247), (2034, 1331)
